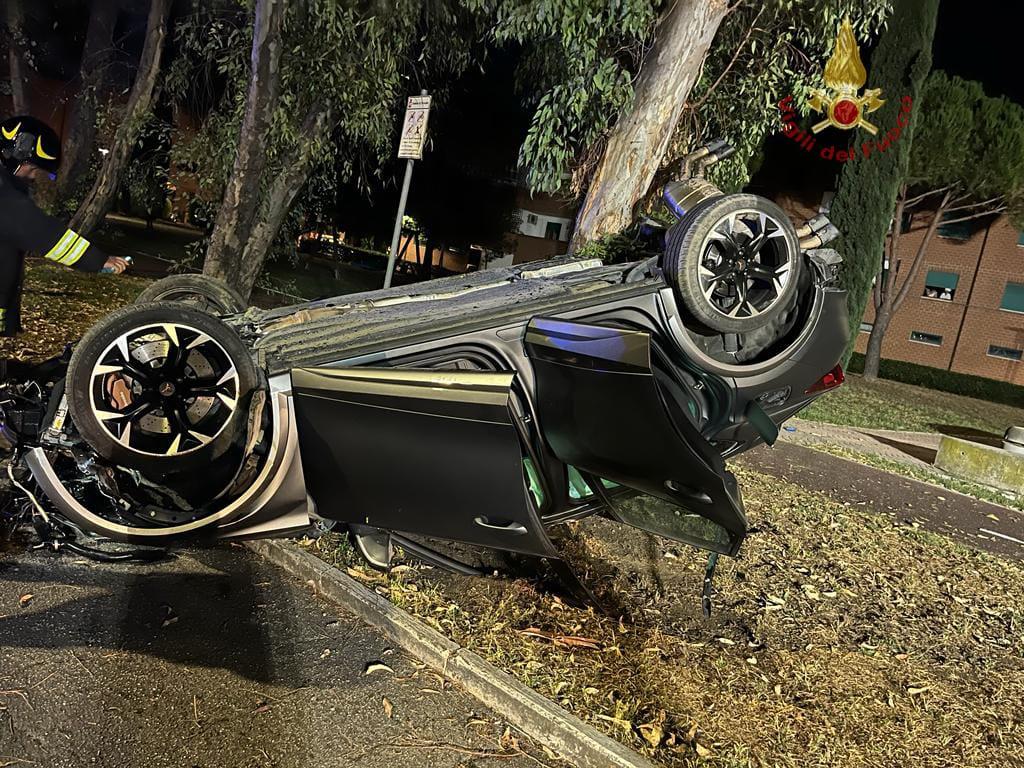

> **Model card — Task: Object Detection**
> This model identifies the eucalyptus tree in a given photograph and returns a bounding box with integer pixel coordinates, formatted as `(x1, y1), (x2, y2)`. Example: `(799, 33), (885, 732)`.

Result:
(171, 0), (475, 300)
(72, 0), (173, 234)
(469, 1), (892, 250)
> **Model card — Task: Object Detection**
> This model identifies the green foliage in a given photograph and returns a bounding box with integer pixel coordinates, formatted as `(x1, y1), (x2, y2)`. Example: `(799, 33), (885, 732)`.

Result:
(466, 0), (661, 194)
(118, 116), (172, 224)
(845, 352), (1024, 408)
(473, 1), (891, 198)
(685, 1), (892, 192)
(167, 0), (474, 266)
(909, 72), (1024, 225)
(829, 0), (940, 363)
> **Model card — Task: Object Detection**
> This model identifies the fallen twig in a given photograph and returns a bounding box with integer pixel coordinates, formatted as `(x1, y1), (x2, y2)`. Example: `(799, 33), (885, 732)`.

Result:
(519, 627), (602, 651)
(68, 651), (96, 681)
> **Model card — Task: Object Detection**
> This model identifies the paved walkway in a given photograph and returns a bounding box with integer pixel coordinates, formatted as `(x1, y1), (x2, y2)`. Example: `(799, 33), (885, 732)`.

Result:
(739, 441), (1024, 561)
(0, 546), (544, 768)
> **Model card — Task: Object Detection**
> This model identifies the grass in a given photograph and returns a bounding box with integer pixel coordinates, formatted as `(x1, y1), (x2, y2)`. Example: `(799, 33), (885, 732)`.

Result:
(0, 259), (148, 362)
(803, 441), (1024, 514)
(10, 226), (1024, 765)
(801, 373), (1024, 435)
(310, 469), (1024, 768)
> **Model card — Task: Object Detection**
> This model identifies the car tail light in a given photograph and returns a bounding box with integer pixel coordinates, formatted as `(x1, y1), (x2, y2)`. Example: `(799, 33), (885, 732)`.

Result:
(805, 363), (845, 394)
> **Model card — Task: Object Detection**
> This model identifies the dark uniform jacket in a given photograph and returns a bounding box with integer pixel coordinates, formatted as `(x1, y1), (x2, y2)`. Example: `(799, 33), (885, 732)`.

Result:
(0, 165), (107, 335)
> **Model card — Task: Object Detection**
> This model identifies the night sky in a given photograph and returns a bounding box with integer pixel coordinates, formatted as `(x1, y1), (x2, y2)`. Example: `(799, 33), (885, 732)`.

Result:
(932, 0), (1023, 105)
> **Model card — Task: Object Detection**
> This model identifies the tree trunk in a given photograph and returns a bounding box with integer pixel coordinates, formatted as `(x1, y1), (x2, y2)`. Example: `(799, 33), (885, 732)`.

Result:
(569, 0), (728, 251)
(234, 105), (334, 300)
(203, 0), (286, 285)
(71, 0), (171, 235)
(421, 239), (436, 279)
(861, 188), (949, 383)
(58, 0), (120, 202)
(862, 310), (891, 381)
(6, 0), (29, 113)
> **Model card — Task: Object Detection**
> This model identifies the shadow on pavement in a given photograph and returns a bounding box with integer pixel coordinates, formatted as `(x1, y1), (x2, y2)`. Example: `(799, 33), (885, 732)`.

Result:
(871, 434), (938, 464)
(0, 546), (300, 685)
(928, 423), (1004, 447)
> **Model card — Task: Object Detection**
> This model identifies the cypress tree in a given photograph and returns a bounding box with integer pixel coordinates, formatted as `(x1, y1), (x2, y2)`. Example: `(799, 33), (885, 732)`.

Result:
(829, 0), (940, 363)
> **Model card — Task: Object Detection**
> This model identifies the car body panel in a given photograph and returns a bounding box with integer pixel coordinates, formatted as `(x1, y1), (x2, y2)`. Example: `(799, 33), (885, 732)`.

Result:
(290, 366), (558, 557)
(22, 251), (849, 562)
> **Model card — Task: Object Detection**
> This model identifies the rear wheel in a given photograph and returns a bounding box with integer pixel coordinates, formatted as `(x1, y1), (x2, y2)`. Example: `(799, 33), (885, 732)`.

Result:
(664, 194), (802, 334)
(66, 302), (260, 475)
(134, 275), (247, 315)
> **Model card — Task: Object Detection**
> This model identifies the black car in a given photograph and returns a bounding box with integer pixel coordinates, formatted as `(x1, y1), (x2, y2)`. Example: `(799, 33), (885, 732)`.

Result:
(2, 142), (847, 601)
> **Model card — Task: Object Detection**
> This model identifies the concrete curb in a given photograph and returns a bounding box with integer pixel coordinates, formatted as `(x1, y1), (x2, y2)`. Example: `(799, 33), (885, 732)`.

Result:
(247, 539), (656, 768)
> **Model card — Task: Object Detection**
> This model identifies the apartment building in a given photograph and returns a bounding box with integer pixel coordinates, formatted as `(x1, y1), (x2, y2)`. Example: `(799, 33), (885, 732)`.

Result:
(855, 215), (1024, 385)
(508, 187), (574, 264)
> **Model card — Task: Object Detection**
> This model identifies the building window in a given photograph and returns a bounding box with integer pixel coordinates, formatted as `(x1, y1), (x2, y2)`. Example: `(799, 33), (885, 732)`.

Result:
(987, 344), (1023, 362)
(1017, 230), (1024, 246)
(923, 269), (958, 301)
(1001, 282), (1024, 313)
(937, 214), (971, 240)
(859, 322), (873, 333)
(526, 213), (538, 225)
(910, 330), (942, 346)
(544, 221), (562, 240)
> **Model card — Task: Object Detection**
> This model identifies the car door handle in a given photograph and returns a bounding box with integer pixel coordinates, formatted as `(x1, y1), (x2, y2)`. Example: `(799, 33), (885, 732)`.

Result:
(474, 516), (528, 535)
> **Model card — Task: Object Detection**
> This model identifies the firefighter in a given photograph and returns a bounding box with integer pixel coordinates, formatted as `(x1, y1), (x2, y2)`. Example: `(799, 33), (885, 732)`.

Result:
(0, 115), (129, 337)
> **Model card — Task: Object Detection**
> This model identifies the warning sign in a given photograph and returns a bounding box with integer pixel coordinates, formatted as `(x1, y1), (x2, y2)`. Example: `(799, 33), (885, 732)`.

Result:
(398, 95), (432, 160)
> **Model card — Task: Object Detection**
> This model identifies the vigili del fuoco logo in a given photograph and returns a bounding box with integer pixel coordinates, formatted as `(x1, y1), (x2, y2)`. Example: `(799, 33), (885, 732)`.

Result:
(778, 18), (912, 162)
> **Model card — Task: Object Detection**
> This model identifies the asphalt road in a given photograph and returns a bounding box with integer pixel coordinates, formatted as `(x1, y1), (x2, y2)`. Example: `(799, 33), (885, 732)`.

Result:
(741, 441), (1024, 560)
(0, 545), (545, 768)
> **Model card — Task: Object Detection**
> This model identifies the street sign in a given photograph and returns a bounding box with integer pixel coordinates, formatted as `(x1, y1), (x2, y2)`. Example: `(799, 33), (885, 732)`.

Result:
(398, 95), (432, 160)
(385, 91), (430, 288)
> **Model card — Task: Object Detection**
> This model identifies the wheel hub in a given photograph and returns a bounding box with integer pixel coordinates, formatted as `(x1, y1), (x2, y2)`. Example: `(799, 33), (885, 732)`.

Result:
(697, 209), (794, 320)
(89, 321), (240, 458)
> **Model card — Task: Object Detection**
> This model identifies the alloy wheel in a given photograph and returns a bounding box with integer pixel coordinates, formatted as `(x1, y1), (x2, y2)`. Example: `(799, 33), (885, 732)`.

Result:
(88, 321), (240, 458)
(697, 209), (795, 319)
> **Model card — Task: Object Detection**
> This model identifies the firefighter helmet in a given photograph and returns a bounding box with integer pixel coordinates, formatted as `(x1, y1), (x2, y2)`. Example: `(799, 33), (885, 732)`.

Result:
(1, 115), (61, 177)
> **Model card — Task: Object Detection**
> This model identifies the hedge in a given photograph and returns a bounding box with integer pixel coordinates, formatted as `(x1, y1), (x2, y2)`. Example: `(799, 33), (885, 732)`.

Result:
(847, 353), (1024, 407)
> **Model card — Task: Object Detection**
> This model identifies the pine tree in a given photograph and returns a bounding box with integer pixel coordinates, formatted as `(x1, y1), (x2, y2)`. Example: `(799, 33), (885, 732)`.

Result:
(828, 0), (940, 364)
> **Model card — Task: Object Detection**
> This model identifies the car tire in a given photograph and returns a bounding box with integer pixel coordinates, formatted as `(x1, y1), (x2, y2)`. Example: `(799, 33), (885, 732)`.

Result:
(66, 302), (260, 476)
(664, 194), (803, 334)
(134, 274), (247, 315)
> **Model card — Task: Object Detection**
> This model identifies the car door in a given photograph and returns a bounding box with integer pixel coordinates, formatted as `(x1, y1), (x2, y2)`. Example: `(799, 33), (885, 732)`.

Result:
(290, 367), (557, 557)
(524, 317), (748, 555)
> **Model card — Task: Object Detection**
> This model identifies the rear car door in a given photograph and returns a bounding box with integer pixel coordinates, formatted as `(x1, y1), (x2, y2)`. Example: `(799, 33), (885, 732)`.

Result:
(524, 317), (747, 555)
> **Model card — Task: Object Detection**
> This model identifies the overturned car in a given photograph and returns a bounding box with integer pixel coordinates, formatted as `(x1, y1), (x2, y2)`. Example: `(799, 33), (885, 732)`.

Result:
(1, 143), (848, 600)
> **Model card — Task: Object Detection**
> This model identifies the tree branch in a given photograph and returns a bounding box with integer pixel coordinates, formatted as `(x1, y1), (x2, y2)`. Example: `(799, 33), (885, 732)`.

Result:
(71, 0), (171, 234)
(943, 196), (1004, 213)
(892, 189), (952, 312)
(203, 0), (287, 278)
(878, 185), (908, 309)
(936, 207), (1007, 226)
(686, 4), (763, 112)
(237, 104), (335, 299)
(903, 185), (954, 208)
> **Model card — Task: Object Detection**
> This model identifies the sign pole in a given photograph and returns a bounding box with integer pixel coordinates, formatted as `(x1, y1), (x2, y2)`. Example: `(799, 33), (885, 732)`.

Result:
(383, 159), (413, 289)
(383, 89), (430, 289)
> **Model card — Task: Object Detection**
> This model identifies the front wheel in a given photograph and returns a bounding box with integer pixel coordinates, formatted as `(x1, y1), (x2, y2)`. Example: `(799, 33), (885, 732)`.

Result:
(66, 302), (260, 476)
